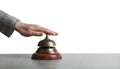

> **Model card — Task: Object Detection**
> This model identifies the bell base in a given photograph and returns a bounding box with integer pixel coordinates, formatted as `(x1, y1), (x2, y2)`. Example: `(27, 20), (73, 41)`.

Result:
(31, 53), (62, 60)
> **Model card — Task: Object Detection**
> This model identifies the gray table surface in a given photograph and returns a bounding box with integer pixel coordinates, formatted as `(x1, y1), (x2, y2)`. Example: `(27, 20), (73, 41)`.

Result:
(0, 54), (120, 69)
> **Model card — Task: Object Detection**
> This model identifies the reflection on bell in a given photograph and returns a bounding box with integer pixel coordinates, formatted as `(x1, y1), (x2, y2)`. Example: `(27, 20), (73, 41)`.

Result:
(31, 35), (62, 60)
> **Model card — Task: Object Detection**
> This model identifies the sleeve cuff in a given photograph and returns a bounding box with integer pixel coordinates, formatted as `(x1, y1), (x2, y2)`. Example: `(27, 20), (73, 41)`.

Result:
(0, 10), (20, 37)
(0, 15), (20, 37)
(4, 16), (20, 37)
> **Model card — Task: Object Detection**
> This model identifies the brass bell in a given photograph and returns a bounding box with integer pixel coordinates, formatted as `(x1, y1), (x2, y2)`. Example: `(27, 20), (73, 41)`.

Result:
(38, 35), (56, 47)
(31, 35), (62, 60)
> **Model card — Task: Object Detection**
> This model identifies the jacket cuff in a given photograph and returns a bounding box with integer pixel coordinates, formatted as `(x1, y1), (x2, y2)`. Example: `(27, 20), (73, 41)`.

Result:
(0, 14), (20, 37)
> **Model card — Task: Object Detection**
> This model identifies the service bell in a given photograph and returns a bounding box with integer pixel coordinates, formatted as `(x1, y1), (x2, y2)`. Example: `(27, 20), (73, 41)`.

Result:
(31, 35), (62, 60)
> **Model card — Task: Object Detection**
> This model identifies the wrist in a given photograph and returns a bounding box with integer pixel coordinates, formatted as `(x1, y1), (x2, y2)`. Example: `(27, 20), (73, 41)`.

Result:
(15, 21), (23, 32)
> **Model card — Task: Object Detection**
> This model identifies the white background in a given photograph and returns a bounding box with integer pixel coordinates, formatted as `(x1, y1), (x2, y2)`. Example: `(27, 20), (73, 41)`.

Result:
(0, 0), (120, 53)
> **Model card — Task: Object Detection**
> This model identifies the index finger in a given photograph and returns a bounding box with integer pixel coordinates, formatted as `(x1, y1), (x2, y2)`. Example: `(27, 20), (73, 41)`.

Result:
(34, 26), (58, 36)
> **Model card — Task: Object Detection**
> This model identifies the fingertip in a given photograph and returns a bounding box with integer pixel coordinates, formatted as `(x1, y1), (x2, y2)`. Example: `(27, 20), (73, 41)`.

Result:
(56, 32), (58, 35)
(54, 33), (58, 36)
(49, 33), (58, 36)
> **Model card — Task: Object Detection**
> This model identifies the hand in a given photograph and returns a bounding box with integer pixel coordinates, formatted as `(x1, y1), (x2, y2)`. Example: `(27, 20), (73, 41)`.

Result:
(15, 21), (58, 37)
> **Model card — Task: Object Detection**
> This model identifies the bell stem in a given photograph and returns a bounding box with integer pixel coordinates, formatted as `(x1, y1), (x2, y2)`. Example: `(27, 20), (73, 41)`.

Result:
(45, 34), (49, 39)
